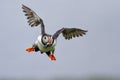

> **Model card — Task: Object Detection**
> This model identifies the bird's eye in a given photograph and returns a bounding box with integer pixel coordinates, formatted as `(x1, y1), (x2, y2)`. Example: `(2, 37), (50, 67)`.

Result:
(43, 36), (48, 43)
(44, 36), (47, 39)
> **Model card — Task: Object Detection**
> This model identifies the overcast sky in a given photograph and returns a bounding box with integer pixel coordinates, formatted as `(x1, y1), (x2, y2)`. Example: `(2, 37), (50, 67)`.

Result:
(0, 0), (120, 79)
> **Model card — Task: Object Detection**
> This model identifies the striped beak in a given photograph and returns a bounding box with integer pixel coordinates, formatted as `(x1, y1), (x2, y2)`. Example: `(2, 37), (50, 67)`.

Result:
(47, 37), (53, 45)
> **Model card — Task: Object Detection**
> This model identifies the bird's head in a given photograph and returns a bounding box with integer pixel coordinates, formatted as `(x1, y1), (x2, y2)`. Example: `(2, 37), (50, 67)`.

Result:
(42, 35), (53, 46)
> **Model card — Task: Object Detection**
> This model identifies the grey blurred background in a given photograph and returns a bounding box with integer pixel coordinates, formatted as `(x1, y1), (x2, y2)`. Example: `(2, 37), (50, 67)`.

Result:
(0, 0), (120, 80)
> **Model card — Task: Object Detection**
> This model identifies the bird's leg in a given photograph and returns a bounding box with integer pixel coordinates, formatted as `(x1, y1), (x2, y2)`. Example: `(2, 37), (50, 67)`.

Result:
(49, 54), (56, 61)
(46, 50), (56, 61)
(26, 47), (34, 52)
(49, 50), (56, 61)
(26, 45), (34, 52)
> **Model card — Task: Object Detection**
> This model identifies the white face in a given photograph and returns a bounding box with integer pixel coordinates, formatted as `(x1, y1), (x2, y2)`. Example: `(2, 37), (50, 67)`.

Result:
(42, 36), (53, 45)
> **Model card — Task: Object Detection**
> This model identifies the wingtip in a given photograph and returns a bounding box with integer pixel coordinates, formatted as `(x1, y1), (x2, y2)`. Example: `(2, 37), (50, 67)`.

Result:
(83, 29), (88, 33)
(22, 4), (25, 7)
(85, 30), (88, 32)
(22, 4), (28, 9)
(22, 4), (25, 9)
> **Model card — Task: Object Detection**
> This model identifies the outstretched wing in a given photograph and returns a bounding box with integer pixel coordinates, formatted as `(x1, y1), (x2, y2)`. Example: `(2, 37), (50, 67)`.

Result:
(22, 4), (45, 34)
(53, 28), (88, 40)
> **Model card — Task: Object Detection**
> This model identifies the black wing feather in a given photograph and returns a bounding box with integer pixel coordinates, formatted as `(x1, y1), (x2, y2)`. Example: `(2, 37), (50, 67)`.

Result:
(53, 28), (88, 40)
(62, 28), (87, 40)
(22, 4), (45, 34)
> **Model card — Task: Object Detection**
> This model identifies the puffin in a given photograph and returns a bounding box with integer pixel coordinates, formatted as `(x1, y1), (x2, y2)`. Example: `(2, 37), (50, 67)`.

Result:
(22, 4), (88, 61)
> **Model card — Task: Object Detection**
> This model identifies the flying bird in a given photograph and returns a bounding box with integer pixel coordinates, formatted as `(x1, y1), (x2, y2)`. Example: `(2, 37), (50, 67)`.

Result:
(22, 4), (88, 61)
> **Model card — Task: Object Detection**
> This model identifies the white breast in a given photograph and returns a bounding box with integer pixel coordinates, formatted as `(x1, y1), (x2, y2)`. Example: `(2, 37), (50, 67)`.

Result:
(35, 35), (57, 52)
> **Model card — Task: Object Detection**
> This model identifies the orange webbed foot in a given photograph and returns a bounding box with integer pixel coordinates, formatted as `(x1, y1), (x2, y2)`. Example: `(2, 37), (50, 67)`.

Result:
(26, 47), (34, 52)
(49, 54), (56, 61)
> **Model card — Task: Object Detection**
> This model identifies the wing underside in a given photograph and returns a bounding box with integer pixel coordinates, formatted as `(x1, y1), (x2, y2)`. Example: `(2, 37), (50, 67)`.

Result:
(22, 4), (45, 34)
(53, 28), (88, 40)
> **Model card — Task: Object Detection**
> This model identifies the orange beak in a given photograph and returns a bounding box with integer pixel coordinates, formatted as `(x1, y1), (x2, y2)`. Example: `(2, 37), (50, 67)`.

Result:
(47, 37), (52, 45)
